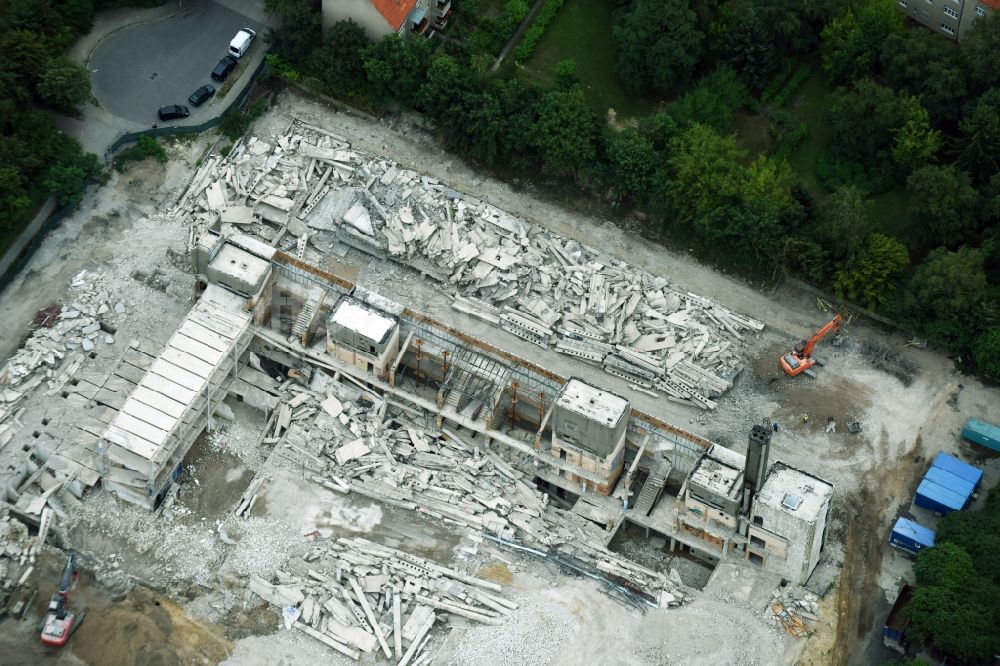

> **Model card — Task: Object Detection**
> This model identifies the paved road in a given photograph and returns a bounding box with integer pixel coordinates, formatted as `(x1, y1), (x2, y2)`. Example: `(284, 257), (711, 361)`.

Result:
(90, 2), (264, 125)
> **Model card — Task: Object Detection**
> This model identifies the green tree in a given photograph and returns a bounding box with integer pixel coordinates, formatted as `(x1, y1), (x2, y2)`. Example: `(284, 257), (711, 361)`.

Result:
(363, 35), (433, 107)
(553, 60), (579, 91)
(821, 0), (905, 84)
(973, 328), (1000, 379)
(723, 6), (777, 88)
(955, 89), (1000, 178)
(613, 0), (704, 95)
(819, 186), (871, 261)
(43, 143), (97, 206)
(730, 156), (796, 257)
(662, 124), (745, 226)
(827, 79), (934, 187)
(754, 0), (833, 55)
(532, 87), (597, 178)
(906, 166), (980, 247)
(310, 20), (370, 97)
(960, 13), (1000, 93)
(37, 56), (91, 113)
(264, 0), (322, 68)
(880, 29), (968, 123)
(890, 98), (941, 173)
(833, 234), (908, 309)
(605, 126), (657, 200)
(0, 166), (32, 233)
(907, 246), (990, 349)
(667, 66), (749, 133)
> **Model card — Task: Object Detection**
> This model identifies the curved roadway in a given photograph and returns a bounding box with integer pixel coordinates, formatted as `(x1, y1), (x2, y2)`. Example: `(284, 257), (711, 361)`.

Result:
(90, 2), (264, 125)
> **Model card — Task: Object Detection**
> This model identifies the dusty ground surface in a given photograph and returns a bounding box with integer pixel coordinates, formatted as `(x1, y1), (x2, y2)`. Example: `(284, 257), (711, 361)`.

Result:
(2, 87), (1000, 665)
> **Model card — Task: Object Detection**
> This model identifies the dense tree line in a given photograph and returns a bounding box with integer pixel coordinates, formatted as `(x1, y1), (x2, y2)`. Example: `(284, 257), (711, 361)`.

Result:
(264, 0), (1000, 379)
(906, 488), (1000, 663)
(0, 0), (116, 242)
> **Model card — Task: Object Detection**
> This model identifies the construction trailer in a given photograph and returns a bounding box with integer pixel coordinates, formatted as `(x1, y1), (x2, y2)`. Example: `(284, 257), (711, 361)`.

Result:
(889, 517), (935, 556)
(923, 467), (975, 502)
(930, 452), (983, 490)
(961, 417), (1000, 453)
(914, 479), (966, 515)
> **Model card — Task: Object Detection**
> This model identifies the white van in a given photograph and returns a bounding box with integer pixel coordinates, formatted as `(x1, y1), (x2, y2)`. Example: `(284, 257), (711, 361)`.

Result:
(229, 28), (256, 58)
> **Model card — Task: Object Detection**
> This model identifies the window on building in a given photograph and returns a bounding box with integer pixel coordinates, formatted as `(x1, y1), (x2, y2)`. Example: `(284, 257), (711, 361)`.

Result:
(944, 6), (959, 17)
(753, 515), (764, 527)
(898, 0), (908, 6)
(925, 0), (933, 4)
(369, 344), (376, 354)
(976, 4), (987, 15)
(750, 535), (767, 549)
(940, 22), (956, 33)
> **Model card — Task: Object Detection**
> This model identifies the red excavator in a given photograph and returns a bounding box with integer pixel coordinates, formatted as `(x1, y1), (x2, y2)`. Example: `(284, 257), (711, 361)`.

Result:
(779, 315), (842, 378)
(39, 553), (86, 647)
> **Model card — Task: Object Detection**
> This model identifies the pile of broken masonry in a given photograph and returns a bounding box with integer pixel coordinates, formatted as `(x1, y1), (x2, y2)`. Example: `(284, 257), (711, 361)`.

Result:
(1, 270), (123, 448)
(0, 508), (39, 616)
(174, 119), (763, 410)
(249, 536), (515, 664)
(231, 370), (694, 659)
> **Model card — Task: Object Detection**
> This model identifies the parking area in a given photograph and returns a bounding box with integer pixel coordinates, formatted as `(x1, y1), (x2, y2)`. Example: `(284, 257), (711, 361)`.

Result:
(90, 1), (265, 126)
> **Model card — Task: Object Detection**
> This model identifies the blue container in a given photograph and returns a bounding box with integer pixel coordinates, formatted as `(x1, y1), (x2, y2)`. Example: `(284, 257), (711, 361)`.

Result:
(962, 418), (1000, 453)
(915, 479), (966, 514)
(889, 517), (936, 555)
(931, 452), (983, 490)
(924, 467), (975, 501)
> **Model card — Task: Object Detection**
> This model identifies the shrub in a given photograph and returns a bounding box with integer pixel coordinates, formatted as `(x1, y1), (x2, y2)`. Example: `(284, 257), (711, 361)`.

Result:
(114, 135), (166, 171)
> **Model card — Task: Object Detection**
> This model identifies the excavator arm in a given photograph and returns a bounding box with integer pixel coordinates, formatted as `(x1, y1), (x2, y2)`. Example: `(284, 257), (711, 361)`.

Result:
(799, 315), (842, 358)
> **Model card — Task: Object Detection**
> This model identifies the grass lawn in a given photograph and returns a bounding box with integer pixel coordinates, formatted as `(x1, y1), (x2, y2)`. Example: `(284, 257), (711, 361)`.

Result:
(786, 67), (832, 200)
(521, 0), (658, 118)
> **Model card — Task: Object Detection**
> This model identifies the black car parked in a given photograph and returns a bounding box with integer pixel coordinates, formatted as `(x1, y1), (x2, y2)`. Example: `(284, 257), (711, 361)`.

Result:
(158, 105), (190, 121)
(188, 84), (216, 107)
(211, 55), (237, 82)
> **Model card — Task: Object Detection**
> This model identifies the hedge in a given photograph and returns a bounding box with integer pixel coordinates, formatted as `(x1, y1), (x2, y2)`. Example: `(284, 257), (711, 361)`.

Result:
(513, 0), (565, 62)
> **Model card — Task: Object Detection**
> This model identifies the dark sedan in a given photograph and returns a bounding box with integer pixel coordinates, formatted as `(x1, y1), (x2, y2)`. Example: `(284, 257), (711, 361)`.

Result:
(211, 55), (237, 82)
(188, 84), (216, 107)
(157, 104), (190, 121)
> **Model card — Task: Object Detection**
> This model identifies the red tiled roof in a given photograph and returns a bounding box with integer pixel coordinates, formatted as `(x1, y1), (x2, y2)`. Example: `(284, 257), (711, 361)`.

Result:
(979, 0), (1000, 9)
(371, 0), (418, 31)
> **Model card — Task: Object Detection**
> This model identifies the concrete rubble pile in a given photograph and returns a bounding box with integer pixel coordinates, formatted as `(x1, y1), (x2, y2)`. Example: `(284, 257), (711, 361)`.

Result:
(0, 270), (123, 446)
(249, 536), (514, 663)
(260, 384), (692, 610)
(174, 119), (763, 410)
(0, 507), (42, 616)
(769, 583), (819, 620)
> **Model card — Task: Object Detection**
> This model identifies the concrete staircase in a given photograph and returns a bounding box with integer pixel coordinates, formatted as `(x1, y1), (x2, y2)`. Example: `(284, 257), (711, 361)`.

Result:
(445, 368), (471, 411)
(633, 459), (671, 516)
(292, 296), (320, 344)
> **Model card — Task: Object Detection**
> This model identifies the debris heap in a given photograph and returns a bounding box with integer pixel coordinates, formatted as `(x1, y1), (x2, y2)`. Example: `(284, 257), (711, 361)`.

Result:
(250, 536), (514, 663)
(253, 385), (693, 611)
(175, 119), (763, 409)
(1, 270), (123, 446)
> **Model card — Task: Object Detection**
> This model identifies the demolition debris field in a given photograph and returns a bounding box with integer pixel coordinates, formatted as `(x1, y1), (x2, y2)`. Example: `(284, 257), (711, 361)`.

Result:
(1, 90), (999, 666)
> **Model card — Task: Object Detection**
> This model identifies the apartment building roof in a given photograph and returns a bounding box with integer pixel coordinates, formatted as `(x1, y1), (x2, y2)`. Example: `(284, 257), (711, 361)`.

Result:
(372, 0), (418, 31)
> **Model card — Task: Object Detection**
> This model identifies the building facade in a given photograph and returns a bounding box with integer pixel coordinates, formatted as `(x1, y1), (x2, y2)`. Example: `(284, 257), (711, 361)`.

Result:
(896, 0), (996, 40)
(321, 0), (452, 40)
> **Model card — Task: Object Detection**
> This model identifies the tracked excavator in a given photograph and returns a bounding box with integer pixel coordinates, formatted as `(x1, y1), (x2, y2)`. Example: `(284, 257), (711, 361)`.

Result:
(779, 315), (842, 378)
(39, 553), (86, 647)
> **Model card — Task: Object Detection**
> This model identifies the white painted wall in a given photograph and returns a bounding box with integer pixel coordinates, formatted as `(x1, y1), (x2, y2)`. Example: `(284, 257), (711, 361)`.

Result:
(322, 0), (393, 40)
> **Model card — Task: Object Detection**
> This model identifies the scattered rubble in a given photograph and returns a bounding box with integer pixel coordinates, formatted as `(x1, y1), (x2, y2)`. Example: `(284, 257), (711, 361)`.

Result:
(859, 339), (918, 387)
(254, 385), (694, 611)
(173, 120), (764, 410)
(249, 536), (515, 662)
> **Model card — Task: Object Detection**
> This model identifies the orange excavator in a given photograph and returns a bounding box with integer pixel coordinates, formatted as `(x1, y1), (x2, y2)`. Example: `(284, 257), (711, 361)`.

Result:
(779, 315), (842, 378)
